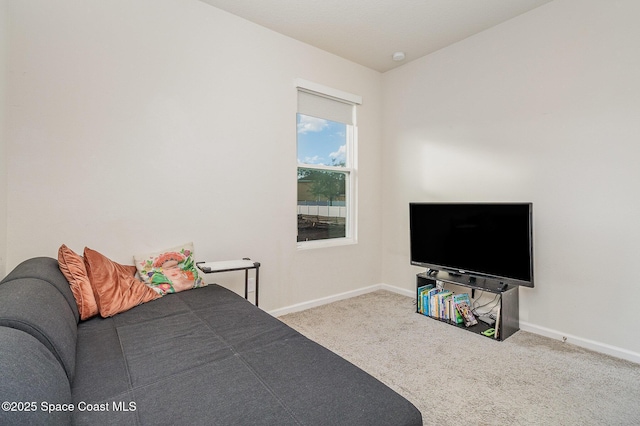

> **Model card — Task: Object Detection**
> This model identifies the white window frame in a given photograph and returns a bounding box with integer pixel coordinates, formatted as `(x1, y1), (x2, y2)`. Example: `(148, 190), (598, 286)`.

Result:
(295, 79), (361, 250)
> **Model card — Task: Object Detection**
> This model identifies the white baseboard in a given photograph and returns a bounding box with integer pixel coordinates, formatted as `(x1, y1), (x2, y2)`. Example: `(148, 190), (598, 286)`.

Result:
(378, 283), (416, 298)
(268, 283), (413, 317)
(520, 321), (640, 364)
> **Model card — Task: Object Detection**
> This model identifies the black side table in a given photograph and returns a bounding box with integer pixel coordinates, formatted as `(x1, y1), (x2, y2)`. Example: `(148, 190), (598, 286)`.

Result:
(196, 258), (260, 307)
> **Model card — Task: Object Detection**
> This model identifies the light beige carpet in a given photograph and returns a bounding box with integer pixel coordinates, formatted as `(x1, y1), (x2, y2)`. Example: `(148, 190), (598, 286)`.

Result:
(279, 290), (640, 425)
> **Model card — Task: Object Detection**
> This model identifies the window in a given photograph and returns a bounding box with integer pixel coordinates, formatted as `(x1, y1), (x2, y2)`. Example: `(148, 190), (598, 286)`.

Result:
(296, 80), (361, 247)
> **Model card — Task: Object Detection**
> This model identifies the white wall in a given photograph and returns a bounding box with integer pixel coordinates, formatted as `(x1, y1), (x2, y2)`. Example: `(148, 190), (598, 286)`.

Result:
(0, 0), (7, 278)
(5, 0), (383, 311)
(381, 0), (640, 357)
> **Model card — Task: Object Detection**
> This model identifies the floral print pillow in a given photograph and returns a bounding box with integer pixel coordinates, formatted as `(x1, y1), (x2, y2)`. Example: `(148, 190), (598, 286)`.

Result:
(134, 243), (205, 295)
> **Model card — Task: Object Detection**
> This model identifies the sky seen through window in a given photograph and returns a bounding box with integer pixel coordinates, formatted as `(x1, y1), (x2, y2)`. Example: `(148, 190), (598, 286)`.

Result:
(297, 114), (346, 166)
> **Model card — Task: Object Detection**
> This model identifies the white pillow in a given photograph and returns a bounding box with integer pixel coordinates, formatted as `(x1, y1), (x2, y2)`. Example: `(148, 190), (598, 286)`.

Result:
(134, 242), (205, 295)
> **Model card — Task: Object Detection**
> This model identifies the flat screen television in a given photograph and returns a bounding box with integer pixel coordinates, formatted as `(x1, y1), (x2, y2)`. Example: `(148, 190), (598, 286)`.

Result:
(409, 203), (534, 287)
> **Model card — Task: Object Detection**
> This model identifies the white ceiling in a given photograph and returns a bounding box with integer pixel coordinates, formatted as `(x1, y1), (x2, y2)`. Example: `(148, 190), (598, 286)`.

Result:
(198, 0), (554, 72)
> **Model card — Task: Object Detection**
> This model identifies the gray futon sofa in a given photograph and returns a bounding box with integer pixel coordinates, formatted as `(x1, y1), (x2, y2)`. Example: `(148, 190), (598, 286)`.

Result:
(0, 257), (422, 425)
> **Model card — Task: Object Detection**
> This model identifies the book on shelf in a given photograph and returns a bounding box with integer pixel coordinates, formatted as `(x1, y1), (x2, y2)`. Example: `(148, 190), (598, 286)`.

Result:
(426, 287), (442, 318)
(451, 293), (472, 325)
(437, 291), (452, 320)
(417, 284), (434, 314)
(420, 286), (436, 316)
(455, 300), (478, 327)
(430, 289), (448, 319)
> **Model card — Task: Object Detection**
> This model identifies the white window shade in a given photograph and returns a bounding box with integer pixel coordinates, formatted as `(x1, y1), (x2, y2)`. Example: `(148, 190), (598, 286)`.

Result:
(295, 78), (361, 126)
(297, 90), (355, 125)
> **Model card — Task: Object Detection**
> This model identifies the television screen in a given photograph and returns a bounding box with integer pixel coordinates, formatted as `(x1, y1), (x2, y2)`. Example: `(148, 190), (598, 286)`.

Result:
(410, 203), (533, 287)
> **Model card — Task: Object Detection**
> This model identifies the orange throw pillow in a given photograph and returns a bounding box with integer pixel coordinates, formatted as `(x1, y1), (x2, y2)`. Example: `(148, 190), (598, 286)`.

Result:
(58, 244), (98, 320)
(83, 247), (161, 318)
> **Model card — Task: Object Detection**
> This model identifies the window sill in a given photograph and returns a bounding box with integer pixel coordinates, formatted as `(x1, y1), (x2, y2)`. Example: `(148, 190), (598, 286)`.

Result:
(296, 237), (357, 251)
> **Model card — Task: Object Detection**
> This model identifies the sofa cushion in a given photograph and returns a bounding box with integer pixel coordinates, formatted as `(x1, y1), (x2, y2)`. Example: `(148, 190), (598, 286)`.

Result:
(84, 247), (161, 318)
(0, 278), (78, 382)
(0, 327), (72, 426)
(71, 317), (138, 426)
(1, 256), (79, 323)
(58, 244), (98, 320)
(133, 242), (205, 294)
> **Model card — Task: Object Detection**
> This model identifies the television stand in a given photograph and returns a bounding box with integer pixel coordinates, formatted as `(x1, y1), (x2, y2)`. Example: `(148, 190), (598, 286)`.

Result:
(416, 271), (519, 341)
